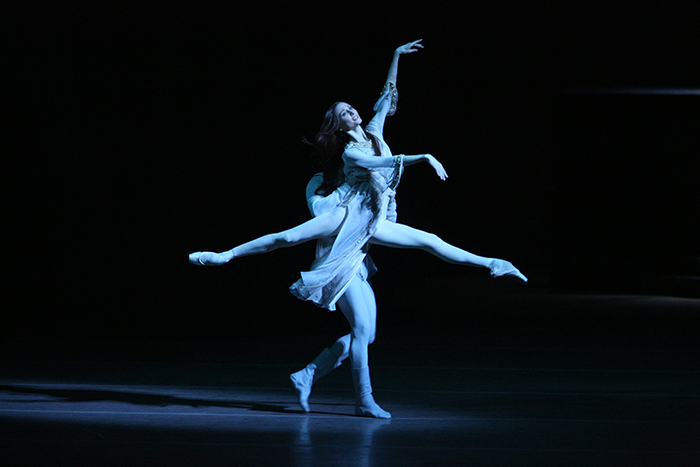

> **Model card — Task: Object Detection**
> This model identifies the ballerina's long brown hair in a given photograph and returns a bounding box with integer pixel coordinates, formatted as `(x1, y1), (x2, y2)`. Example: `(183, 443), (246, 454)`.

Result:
(306, 101), (382, 196)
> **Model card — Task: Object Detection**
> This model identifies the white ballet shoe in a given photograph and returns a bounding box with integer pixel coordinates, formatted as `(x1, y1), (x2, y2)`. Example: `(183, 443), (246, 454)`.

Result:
(290, 366), (315, 413)
(288, 348), (343, 413)
(355, 398), (392, 419)
(352, 367), (391, 419)
(489, 259), (528, 284)
(188, 252), (206, 265)
(188, 251), (233, 266)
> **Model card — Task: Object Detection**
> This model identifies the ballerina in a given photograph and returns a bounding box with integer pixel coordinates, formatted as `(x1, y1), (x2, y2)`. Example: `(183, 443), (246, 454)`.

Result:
(190, 39), (527, 418)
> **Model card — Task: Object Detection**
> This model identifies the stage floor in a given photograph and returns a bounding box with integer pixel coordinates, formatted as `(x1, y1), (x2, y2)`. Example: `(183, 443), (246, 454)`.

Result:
(2, 292), (699, 466)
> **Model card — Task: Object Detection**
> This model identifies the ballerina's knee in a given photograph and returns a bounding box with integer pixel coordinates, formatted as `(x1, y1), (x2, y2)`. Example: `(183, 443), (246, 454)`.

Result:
(368, 331), (376, 345)
(271, 231), (298, 248)
(420, 232), (443, 251)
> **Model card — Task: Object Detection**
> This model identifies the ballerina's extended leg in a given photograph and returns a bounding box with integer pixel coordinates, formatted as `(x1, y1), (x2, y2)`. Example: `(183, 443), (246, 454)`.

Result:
(189, 208), (345, 266)
(370, 222), (527, 283)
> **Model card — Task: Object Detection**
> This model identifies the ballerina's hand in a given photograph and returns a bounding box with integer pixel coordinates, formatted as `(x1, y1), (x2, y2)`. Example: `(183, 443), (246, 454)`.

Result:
(395, 39), (424, 55)
(426, 154), (448, 181)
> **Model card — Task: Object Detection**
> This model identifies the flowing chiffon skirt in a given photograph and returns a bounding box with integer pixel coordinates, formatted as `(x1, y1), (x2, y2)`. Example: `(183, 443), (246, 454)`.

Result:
(289, 171), (398, 311)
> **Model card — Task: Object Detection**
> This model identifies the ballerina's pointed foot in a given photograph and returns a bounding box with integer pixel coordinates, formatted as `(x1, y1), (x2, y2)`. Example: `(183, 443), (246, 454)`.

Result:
(489, 259), (528, 284)
(188, 251), (233, 266)
(356, 398), (391, 419)
(290, 367), (314, 413)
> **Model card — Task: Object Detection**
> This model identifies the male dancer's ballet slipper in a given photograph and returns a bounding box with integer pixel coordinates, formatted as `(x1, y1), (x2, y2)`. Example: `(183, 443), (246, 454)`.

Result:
(489, 259), (528, 284)
(290, 366), (315, 413)
(289, 348), (342, 413)
(353, 367), (391, 419)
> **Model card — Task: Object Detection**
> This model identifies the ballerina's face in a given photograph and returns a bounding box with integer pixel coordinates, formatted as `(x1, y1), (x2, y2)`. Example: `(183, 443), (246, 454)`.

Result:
(335, 103), (362, 131)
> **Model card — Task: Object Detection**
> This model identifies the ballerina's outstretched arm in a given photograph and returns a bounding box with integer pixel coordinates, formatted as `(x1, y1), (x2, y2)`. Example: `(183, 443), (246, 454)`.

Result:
(387, 39), (423, 85)
(190, 148), (449, 267)
(344, 150), (448, 181)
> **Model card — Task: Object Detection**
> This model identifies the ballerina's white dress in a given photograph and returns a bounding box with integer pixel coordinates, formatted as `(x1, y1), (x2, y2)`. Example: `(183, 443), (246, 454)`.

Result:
(290, 83), (403, 310)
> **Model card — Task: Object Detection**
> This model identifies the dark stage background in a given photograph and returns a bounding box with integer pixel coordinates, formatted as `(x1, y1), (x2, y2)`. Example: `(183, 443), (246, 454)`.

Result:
(6, 1), (700, 342)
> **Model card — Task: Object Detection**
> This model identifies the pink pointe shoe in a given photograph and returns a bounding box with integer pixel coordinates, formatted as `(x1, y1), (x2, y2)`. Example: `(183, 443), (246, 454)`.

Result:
(489, 259), (528, 284)
(188, 251), (233, 266)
